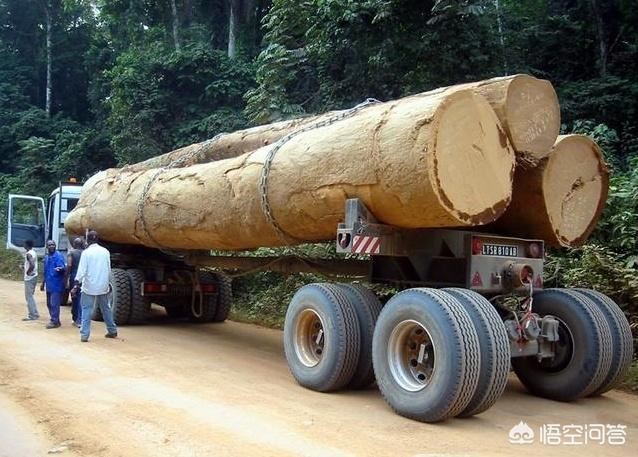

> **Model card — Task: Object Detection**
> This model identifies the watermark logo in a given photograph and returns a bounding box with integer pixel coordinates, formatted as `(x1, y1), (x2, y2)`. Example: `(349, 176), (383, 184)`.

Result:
(509, 422), (627, 446)
(508, 421), (534, 444)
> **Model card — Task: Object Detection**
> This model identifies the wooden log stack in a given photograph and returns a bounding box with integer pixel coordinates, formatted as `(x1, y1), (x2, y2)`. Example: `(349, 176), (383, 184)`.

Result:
(65, 74), (609, 251)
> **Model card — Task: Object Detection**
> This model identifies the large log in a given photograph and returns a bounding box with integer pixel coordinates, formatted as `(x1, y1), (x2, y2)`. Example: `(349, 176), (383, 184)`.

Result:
(118, 74), (557, 175)
(123, 114), (325, 172)
(452, 74), (560, 162)
(66, 89), (515, 251)
(493, 134), (608, 247)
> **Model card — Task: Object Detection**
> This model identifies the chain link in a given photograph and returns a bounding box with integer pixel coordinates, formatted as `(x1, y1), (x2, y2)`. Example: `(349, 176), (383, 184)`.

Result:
(258, 98), (381, 244)
(136, 133), (226, 248)
(135, 96), (382, 251)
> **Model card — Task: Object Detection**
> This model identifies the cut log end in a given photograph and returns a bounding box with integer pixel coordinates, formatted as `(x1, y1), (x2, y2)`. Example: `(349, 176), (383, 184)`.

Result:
(432, 91), (515, 225)
(492, 134), (608, 248)
(504, 75), (560, 160)
(545, 135), (608, 246)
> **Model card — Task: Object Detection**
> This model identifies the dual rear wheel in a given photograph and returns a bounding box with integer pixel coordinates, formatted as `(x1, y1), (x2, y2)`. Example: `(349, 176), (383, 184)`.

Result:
(511, 288), (632, 401)
(93, 268), (232, 325)
(283, 283), (383, 392)
(92, 268), (146, 325)
(283, 284), (510, 422)
(284, 284), (630, 423)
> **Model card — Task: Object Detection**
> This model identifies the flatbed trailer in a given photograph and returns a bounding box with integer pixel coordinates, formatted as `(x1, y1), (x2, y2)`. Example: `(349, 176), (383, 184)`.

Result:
(7, 195), (633, 423)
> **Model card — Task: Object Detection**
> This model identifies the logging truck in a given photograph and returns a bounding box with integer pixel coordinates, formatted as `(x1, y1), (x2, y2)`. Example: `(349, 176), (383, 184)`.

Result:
(6, 190), (632, 423)
(5, 75), (631, 422)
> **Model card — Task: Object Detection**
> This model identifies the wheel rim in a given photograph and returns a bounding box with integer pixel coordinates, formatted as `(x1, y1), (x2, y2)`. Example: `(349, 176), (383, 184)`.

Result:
(388, 319), (436, 392)
(540, 316), (575, 372)
(295, 309), (326, 367)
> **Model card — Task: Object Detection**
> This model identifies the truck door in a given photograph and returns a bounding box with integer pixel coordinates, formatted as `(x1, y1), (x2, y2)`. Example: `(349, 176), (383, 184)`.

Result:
(6, 195), (47, 257)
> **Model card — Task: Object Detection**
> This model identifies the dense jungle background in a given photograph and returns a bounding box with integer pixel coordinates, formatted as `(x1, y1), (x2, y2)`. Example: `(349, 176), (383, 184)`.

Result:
(0, 1), (636, 366)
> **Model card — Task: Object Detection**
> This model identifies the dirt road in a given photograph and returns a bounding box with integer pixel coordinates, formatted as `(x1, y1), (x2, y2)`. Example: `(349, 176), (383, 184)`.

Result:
(0, 278), (636, 456)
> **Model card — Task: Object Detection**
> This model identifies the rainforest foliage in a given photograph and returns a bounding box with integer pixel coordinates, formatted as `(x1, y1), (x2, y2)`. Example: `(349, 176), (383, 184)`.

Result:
(1, 0), (637, 324)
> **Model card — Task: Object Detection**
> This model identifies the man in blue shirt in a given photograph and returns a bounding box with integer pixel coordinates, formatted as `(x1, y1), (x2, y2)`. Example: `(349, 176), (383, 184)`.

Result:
(40, 240), (66, 329)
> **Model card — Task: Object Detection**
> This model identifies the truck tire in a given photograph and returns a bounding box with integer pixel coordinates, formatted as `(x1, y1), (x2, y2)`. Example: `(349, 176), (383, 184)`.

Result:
(127, 269), (148, 324)
(188, 271), (218, 323)
(210, 272), (232, 323)
(372, 288), (480, 422)
(335, 284), (383, 389)
(284, 283), (360, 392)
(511, 288), (612, 401)
(572, 289), (633, 396)
(92, 302), (103, 321)
(444, 288), (510, 417)
(110, 268), (132, 325)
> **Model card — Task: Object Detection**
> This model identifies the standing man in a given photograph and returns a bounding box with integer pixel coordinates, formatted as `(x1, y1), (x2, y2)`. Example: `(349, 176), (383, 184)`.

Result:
(40, 240), (66, 329)
(22, 239), (40, 321)
(72, 230), (117, 343)
(66, 237), (84, 327)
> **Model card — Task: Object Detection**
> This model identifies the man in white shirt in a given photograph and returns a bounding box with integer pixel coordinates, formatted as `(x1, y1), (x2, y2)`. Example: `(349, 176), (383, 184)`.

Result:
(22, 239), (40, 321)
(72, 230), (118, 342)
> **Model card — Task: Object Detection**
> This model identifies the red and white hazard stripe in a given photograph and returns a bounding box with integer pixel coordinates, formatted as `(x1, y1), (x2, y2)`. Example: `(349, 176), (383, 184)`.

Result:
(352, 235), (381, 254)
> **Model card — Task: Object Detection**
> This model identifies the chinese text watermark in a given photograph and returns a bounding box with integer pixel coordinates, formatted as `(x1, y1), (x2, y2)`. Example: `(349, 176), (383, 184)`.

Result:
(508, 421), (627, 445)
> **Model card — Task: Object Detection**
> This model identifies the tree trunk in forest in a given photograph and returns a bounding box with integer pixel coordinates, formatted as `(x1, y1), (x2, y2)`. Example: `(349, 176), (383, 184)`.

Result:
(182, 0), (193, 27)
(492, 135), (608, 247)
(43, 0), (53, 117)
(228, 0), (241, 58)
(66, 90), (515, 251)
(493, 0), (508, 74)
(170, 0), (181, 52)
(589, 0), (607, 77)
(243, 0), (255, 22)
(123, 74), (558, 174)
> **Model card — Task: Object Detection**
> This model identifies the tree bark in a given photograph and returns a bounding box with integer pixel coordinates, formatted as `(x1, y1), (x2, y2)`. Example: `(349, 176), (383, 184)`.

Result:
(169, 0), (181, 52)
(66, 90), (515, 251)
(492, 135), (608, 247)
(228, 0), (241, 58)
(123, 112), (326, 172)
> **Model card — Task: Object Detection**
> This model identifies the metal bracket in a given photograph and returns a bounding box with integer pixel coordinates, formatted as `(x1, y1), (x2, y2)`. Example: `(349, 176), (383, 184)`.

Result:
(336, 199), (410, 256)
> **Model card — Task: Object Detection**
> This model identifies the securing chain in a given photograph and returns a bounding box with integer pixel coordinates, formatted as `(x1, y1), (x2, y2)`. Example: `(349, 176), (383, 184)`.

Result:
(136, 133), (226, 248)
(136, 96), (381, 250)
(258, 98), (381, 244)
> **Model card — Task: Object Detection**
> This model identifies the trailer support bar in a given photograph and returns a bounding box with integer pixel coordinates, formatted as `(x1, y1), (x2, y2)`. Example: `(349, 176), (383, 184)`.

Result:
(184, 255), (370, 277)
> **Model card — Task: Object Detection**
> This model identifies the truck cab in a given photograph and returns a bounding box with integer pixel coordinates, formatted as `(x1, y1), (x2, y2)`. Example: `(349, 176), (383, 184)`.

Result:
(6, 181), (83, 257)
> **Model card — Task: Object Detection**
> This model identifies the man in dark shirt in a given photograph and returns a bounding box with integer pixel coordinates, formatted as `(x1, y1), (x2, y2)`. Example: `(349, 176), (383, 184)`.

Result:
(67, 237), (84, 327)
(40, 240), (66, 329)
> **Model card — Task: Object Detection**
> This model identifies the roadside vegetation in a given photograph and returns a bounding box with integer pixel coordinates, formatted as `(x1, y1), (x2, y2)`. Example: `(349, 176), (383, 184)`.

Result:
(0, 245), (22, 281)
(0, 1), (636, 388)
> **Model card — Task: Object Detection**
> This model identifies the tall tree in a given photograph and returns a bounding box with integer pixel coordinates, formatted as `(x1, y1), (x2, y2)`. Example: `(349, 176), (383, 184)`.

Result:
(169, 0), (181, 51)
(228, 0), (240, 58)
(41, 0), (54, 116)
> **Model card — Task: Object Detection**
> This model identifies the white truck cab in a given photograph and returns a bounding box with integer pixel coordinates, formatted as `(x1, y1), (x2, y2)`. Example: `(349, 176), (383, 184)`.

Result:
(6, 181), (83, 257)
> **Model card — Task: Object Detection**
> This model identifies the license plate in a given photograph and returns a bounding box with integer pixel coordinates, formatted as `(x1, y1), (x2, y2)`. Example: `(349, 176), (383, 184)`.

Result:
(481, 244), (519, 257)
